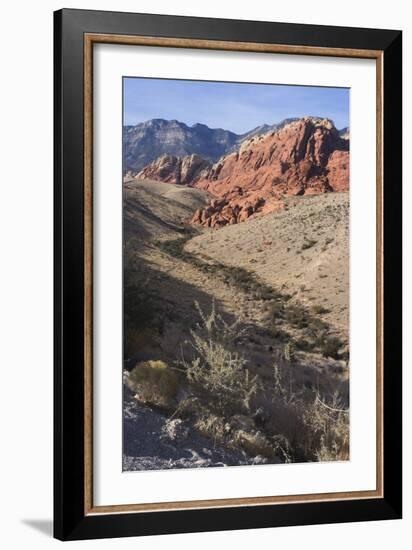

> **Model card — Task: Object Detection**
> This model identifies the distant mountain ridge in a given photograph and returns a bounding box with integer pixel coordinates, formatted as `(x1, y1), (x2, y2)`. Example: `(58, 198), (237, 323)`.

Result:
(123, 117), (346, 174)
(237, 118), (300, 144)
(123, 119), (238, 173)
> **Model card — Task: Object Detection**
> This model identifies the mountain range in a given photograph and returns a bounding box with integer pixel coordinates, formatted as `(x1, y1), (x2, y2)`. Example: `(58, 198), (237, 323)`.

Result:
(130, 117), (349, 227)
(123, 117), (307, 174)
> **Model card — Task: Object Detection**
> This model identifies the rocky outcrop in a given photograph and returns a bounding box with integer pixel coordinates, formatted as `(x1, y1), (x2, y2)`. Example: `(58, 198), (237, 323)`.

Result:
(191, 117), (349, 227)
(130, 117), (350, 228)
(136, 153), (211, 185)
(191, 197), (285, 228)
(325, 150), (350, 192)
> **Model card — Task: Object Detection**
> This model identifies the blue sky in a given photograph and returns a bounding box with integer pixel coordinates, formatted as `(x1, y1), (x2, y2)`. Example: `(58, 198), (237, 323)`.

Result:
(123, 77), (349, 133)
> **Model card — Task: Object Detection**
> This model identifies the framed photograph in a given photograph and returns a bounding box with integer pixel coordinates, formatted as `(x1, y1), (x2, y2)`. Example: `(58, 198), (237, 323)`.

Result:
(54, 8), (402, 541)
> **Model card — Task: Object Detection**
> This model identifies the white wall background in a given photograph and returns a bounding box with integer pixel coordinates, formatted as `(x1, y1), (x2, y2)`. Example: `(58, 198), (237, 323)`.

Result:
(0, 1), (408, 548)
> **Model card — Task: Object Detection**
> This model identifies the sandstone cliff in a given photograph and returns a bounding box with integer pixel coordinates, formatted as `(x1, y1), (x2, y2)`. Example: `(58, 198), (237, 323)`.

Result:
(133, 117), (349, 228)
(191, 117), (349, 227)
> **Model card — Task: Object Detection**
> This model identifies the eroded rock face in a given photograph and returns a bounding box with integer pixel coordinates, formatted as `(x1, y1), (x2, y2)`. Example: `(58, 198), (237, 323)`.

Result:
(133, 118), (349, 228)
(136, 153), (211, 185)
(325, 150), (350, 192)
(191, 117), (349, 227)
(191, 197), (284, 228)
(123, 119), (240, 173)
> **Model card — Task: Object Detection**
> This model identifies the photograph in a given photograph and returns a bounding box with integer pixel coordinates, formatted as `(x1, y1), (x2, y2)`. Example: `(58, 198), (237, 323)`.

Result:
(51, 7), (402, 541)
(122, 77), (351, 471)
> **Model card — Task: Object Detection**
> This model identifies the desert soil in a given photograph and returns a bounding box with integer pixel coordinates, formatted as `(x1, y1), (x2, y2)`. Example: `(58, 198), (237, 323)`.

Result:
(186, 192), (349, 339)
(123, 178), (349, 470)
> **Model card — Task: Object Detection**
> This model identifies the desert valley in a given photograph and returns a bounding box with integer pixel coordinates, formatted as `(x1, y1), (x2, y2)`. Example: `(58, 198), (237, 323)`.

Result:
(123, 115), (350, 470)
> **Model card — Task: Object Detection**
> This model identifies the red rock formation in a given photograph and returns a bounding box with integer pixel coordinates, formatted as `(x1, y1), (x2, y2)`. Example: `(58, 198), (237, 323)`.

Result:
(325, 150), (350, 192)
(191, 197), (285, 228)
(191, 117), (349, 227)
(136, 153), (211, 185)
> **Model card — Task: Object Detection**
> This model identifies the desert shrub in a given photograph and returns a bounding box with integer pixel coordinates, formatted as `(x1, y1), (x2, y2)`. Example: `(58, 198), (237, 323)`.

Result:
(194, 414), (228, 446)
(294, 337), (315, 352)
(128, 360), (179, 408)
(178, 310), (350, 463)
(310, 316), (330, 332)
(318, 335), (343, 359)
(221, 265), (256, 291)
(268, 300), (285, 319)
(267, 326), (289, 342)
(272, 364), (290, 403)
(301, 238), (317, 250)
(257, 287), (278, 301)
(182, 301), (258, 415)
(272, 434), (293, 463)
(303, 393), (349, 462)
(155, 237), (190, 259)
(284, 304), (310, 329)
(267, 363), (349, 463)
(312, 304), (330, 315)
(283, 341), (295, 363)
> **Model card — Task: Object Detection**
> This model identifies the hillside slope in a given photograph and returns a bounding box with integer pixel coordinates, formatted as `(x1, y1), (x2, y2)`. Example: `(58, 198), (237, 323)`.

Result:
(186, 192), (349, 339)
(123, 177), (211, 243)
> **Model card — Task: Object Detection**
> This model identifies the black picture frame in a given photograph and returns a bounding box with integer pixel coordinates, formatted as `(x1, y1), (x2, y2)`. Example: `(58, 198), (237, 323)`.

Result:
(54, 8), (402, 541)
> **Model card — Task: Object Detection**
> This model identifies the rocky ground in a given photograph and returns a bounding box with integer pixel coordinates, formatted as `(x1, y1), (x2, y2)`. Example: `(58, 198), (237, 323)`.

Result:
(123, 384), (271, 471)
(122, 178), (350, 471)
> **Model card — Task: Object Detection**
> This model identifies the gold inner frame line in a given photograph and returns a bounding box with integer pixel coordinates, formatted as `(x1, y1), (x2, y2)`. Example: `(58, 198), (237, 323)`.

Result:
(84, 32), (384, 515)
